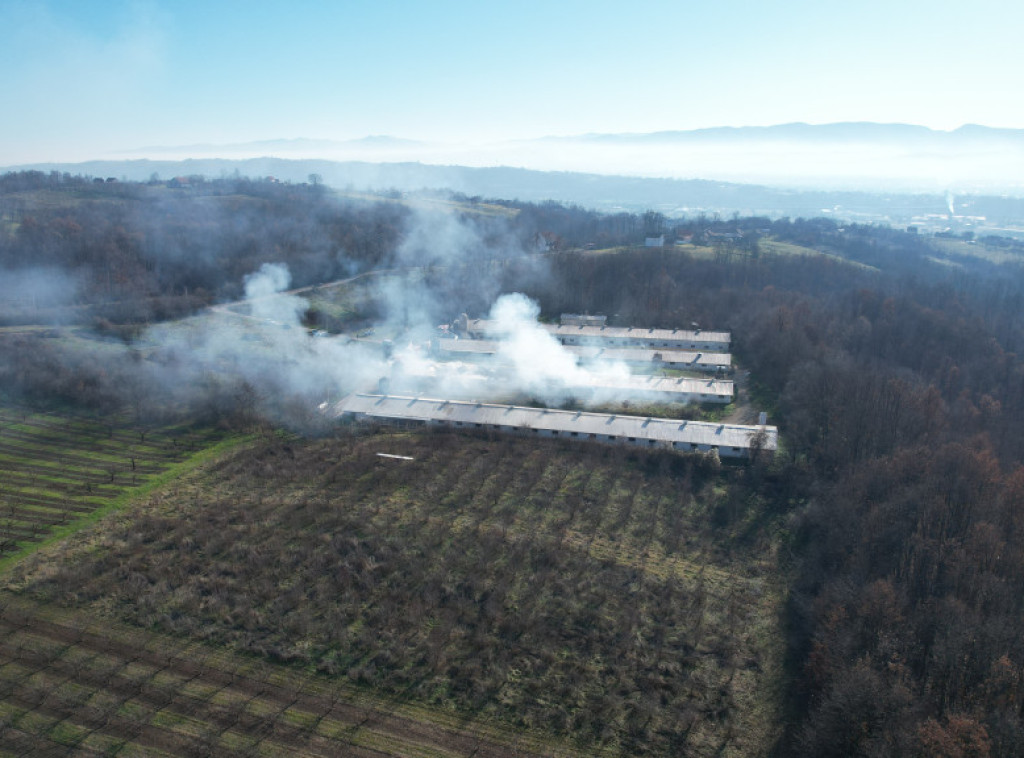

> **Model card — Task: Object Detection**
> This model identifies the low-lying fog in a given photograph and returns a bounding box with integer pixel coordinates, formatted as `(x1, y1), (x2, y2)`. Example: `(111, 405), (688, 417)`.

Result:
(120, 124), (1024, 195)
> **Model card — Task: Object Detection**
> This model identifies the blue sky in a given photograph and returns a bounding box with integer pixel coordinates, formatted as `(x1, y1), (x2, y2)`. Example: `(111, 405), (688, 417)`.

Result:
(2, 0), (1024, 164)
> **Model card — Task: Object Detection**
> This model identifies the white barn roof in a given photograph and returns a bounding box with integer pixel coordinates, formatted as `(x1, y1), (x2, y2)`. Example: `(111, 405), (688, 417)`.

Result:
(571, 345), (731, 368)
(437, 339), (731, 369)
(333, 394), (775, 454)
(468, 320), (731, 349)
(396, 358), (732, 402)
(580, 374), (733, 400)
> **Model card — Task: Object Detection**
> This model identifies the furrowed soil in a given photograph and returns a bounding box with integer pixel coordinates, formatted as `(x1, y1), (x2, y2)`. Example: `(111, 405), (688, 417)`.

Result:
(3, 426), (786, 756)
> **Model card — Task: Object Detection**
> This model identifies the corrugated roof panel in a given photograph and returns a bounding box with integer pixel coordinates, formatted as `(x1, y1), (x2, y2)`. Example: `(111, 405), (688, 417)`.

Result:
(438, 340), (731, 368)
(467, 320), (731, 347)
(334, 394), (776, 451)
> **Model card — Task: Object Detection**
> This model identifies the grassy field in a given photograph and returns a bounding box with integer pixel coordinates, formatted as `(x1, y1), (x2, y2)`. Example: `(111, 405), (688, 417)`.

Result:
(2, 423), (785, 756)
(927, 236), (1024, 266)
(671, 238), (879, 271)
(756, 238), (880, 270)
(330, 188), (521, 219)
(0, 407), (241, 566)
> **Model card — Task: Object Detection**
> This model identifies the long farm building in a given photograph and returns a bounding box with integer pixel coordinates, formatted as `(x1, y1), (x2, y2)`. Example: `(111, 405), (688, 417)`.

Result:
(391, 363), (733, 404)
(435, 339), (732, 372)
(333, 394), (775, 458)
(466, 320), (731, 352)
(571, 374), (733, 404)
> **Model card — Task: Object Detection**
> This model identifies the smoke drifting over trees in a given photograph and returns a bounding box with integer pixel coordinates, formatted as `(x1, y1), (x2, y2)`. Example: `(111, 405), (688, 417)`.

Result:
(0, 172), (672, 425)
(0, 172), (407, 323)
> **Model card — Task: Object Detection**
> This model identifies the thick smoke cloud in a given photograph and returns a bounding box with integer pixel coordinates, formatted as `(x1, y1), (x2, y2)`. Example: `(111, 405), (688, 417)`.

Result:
(133, 262), (388, 427)
(243, 263), (306, 324)
(127, 204), (523, 425)
(370, 201), (537, 337)
(0, 267), (82, 323)
(384, 291), (689, 409)
(2, 200), (695, 429)
(488, 293), (632, 403)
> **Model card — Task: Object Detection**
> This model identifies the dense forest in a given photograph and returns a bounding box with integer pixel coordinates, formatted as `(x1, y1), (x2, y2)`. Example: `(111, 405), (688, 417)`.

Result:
(5, 171), (1024, 754)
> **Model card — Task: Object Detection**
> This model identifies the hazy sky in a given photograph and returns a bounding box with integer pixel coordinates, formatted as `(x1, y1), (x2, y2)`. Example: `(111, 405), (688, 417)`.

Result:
(2, 0), (1023, 165)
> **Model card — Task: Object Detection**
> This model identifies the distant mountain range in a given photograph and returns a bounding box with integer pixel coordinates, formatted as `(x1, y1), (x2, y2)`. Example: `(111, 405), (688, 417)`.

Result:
(129, 123), (1024, 154)
(128, 135), (426, 155)
(6, 156), (1024, 233)
(556, 122), (1024, 144)
(4, 123), (1024, 230)
(68, 121), (1021, 198)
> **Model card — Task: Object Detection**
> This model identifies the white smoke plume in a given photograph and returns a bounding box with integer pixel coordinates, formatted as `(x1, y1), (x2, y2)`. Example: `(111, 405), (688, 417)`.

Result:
(243, 262), (307, 324)
(0, 266), (82, 324)
(381, 292), (692, 409)
(369, 200), (537, 340)
(485, 293), (652, 405)
(488, 293), (629, 401)
(105, 204), (538, 428)
(135, 262), (389, 427)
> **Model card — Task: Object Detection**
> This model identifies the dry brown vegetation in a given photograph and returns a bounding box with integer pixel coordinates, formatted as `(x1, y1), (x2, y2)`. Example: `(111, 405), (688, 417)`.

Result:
(4, 427), (786, 756)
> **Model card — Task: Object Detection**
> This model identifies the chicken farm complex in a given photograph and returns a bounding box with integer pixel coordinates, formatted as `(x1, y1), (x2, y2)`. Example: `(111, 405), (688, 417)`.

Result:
(337, 314), (777, 458)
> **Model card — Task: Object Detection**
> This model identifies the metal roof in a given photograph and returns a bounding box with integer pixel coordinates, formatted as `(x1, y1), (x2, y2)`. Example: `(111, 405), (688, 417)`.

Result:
(579, 374), (733, 399)
(573, 346), (731, 368)
(395, 359), (732, 401)
(437, 339), (731, 368)
(333, 393), (775, 450)
(467, 320), (731, 347)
